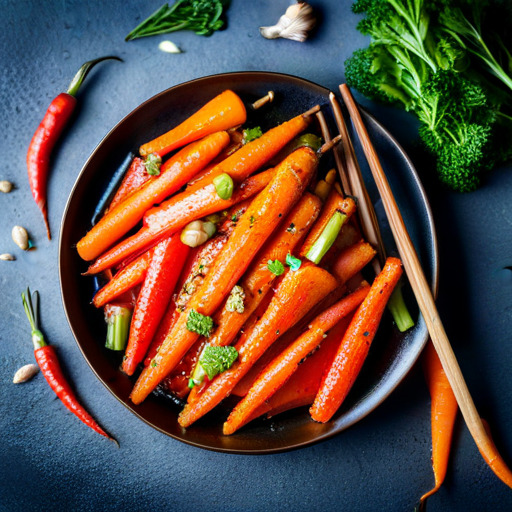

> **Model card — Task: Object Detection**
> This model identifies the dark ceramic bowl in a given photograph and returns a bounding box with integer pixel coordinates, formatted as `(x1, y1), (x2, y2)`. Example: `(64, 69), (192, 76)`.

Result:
(59, 72), (438, 454)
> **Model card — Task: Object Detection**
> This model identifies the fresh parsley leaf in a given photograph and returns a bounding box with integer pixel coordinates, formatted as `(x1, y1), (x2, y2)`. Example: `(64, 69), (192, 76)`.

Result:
(243, 126), (263, 144)
(199, 345), (238, 380)
(144, 153), (162, 176)
(286, 253), (302, 271)
(267, 259), (285, 276)
(186, 309), (214, 337)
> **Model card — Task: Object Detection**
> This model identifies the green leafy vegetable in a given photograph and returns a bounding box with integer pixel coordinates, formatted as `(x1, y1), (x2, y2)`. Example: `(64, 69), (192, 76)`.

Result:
(243, 126), (263, 144)
(199, 345), (238, 380)
(285, 253), (302, 271)
(126, 0), (229, 41)
(144, 153), (162, 176)
(186, 309), (214, 337)
(267, 259), (285, 276)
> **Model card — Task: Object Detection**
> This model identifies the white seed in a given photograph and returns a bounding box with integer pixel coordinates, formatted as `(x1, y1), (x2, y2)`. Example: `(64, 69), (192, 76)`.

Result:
(0, 180), (13, 193)
(158, 40), (182, 53)
(13, 364), (39, 384)
(0, 253), (15, 261)
(12, 226), (29, 250)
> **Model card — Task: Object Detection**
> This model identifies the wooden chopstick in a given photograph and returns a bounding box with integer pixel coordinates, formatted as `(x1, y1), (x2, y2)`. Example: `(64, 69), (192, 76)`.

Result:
(339, 83), (512, 487)
(329, 92), (386, 272)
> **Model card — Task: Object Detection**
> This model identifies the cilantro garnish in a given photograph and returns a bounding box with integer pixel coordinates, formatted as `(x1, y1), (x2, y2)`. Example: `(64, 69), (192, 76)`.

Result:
(267, 259), (285, 276)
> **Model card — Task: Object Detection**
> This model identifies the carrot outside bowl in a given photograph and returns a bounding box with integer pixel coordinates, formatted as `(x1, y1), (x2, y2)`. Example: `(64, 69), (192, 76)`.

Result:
(59, 71), (438, 454)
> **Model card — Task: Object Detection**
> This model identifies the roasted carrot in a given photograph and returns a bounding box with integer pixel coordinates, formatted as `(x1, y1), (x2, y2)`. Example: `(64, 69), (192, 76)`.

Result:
(130, 147), (319, 405)
(420, 340), (458, 504)
(77, 131), (230, 261)
(84, 169), (274, 275)
(140, 90), (247, 157)
(224, 283), (370, 434)
(479, 419), (512, 489)
(209, 192), (322, 347)
(330, 240), (376, 284)
(122, 235), (190, 376)
(92, 250), (153, 308)
(178, 263), (338, 427)
(310, 257), (403, 423)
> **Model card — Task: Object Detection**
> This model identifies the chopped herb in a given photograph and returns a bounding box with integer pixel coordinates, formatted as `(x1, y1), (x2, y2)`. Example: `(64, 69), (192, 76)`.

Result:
(188, 378), (195, 389)
(199, 345), (238, 380)
(243, 126), (263, 144)
(250, 216), (255, 225)
(276, 330), (280, 335)
(151, 360), (158, 368)
(287, 223), (296, 233)
(198, 264), (204, 270)
(226, 285), (245, 314)
(286, 253), (302, 271)
(231, 214), (238, 222)
(267, 259), (285, 276)
(363, 331), (370, 337)
(258, 289), (263, 294)
(186, 309), (214, 337)
(278, 213), (282, 218)
(144, 153), (162, 176)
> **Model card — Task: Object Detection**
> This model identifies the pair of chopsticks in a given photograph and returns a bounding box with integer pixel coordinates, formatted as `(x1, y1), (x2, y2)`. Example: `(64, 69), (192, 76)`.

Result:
(318, 85), (512, 487)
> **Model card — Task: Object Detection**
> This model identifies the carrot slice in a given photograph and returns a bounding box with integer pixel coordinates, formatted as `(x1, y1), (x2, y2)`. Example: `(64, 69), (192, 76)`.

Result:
(177, 263), (339, 428)
(77, 131), (230, 262)
(130, 146), (319, 405)
(224, 283), (370, 434)
(140, 90), (247, 157)
(310, 257), (403, 423)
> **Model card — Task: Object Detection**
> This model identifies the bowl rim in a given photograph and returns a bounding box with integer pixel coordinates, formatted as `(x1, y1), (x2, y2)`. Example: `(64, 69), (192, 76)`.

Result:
(59, 70), (438, 454)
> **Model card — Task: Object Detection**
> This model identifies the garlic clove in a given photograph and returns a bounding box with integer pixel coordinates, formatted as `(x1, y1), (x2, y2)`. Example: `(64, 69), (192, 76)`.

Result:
(260, 2), (316, 43)
(0, 253), (15, 261)
(158, 40), (182, 53)
(12, 226), (30, 251)
(13, 363), (39, 384)
(0, 180), (13, 193)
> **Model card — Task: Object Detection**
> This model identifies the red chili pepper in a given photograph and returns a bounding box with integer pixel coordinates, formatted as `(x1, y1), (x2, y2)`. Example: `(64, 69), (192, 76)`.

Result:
(27, 56), (122, 239)
(22, 288), (117, 445)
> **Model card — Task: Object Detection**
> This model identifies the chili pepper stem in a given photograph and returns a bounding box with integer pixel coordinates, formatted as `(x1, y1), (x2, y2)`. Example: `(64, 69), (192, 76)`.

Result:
(67, 56), (123, 97)
(306, 211), (347, 264)
(22, 288), (47, 349)
(387, 281), (415, 332)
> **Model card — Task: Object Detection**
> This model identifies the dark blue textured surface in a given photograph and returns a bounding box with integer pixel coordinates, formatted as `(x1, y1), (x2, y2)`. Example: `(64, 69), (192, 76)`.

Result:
(1, 1), (512, 510)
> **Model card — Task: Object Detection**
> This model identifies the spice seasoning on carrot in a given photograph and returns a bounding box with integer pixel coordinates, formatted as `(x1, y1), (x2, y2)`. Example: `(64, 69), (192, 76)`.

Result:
(27, 56), (122, 239)
(21, 288), (116, 444)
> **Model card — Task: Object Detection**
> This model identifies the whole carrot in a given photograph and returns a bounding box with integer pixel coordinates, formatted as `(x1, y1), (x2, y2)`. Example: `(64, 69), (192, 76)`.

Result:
(123, 235), (190, 376)
(310, 257), (403, 423)
(77, 131), (230, 261)
(27, 56), (121, 239)
(419, 341), (458, 505)
(224, 284), (370, 435)
(22, 289), (116, 444)
(130, 146), (319, 405)
(178, 263), (339, 428)
(140, 90), (247, 157)
(84, 168), (273, 275)
(92, 250), (153, 308)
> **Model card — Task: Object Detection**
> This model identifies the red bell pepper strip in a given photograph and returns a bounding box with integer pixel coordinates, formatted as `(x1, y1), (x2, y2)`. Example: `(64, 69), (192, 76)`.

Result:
(122, 235), (190, 376)
(22, 288), (116, 444)
(27, 56), (121, 239)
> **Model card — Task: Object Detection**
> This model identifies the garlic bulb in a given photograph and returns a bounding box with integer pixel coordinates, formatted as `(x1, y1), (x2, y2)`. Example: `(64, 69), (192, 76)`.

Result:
(260, 2), (316, 42)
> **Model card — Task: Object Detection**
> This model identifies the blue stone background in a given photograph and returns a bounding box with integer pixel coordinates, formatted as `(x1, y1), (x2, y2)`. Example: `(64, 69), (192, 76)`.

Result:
(1, 1), (512, 510)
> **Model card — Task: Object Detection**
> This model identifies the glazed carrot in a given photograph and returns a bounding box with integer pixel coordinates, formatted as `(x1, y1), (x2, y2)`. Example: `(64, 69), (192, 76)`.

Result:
(92, 250), (153, 308)
(130, 147), (319, 405)
(330, 240), (376, 284)
(107, 157), (152, 213)
(140, 90), (247, 157)
(420, 341), (458, 504)
(209, 192), (322, 347)
(224, 283), (370, 434)
(310, 257), (403, 423)
(178, 263), (338, 427)
(479, 419), (512, 489)
(300, 189), (357, 258)
(123, 235), (190, 376)
(84, 169), (274, 275)
(77, 131), (230, 261)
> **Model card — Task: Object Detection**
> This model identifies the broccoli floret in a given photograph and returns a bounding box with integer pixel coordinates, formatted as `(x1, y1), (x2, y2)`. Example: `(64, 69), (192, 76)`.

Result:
(199, 345), (238, 380)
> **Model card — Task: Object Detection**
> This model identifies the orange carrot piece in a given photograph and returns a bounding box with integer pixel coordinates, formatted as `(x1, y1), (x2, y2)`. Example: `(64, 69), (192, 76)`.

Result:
(130, 148), (320, 405)
(178, 263), (338, 427)
(479, 419), (512, 489)
(224, 283), (370, 434)
(420, 341), (458, 503)
(140, 90), (247, 157)
(92, 250), (153, 308)
(77, 131), (230, 262)
(300, 189), (357, 258)
(84, 169), (274, 275)
(209, 192), (322, 347)
(330, 240), (376, 284)
(310, 257), (403, 423)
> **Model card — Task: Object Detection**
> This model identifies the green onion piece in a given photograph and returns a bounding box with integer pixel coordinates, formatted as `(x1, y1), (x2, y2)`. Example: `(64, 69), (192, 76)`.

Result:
(306, 211), (347, 264)
(387, 282), (415, 332)
(144, 153), (162, 176)
(105, 306), (133, 351)
(213, 173), (234, 200)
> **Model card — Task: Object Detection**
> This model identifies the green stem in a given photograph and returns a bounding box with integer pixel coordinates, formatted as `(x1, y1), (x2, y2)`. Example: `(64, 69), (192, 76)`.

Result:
(66, 56), (122, 97)
(189, 345), (208, 387)
(21, 288), (47, 349)
(387, 282), (415, 332)
(105, 306), (132, 351)
(306, 212), (347, 265)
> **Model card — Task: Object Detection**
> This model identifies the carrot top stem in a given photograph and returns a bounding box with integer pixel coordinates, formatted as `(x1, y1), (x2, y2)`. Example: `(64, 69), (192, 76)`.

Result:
(66, 56), (123, 97)
(21, 288), (46, 349)
(387, 281), (415, 332)
(105, 306), (133, 351)
(306, 211), (347, 264)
